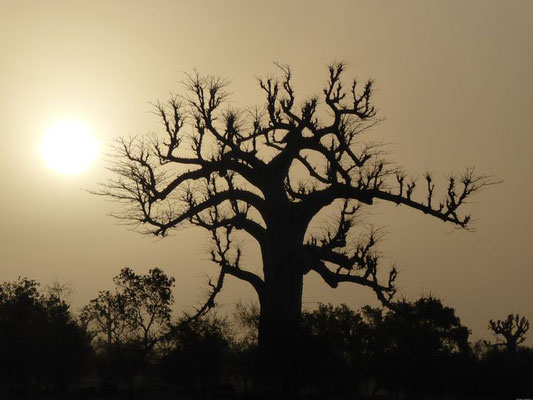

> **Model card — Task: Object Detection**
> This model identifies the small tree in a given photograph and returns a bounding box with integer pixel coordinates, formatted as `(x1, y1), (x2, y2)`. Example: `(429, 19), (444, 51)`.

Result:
(113, 267), (175, 354)
(82, 268), (175, 386)
(488, 314), (530, 352)
(83, 268), (174, 351)
(386, 296), (471, 356)
(96, 63), (493, 366)
(355, 297), (472, 395)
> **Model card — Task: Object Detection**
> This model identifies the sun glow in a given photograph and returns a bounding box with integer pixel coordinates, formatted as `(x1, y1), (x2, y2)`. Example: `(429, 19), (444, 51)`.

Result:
(41, 119), (99, 175)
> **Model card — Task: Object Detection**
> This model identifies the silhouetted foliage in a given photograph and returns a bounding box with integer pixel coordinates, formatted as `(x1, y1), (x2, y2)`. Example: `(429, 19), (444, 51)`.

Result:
(376, 297), (472, 395)
(96, 62), (494, 373)
(302, 304), (367, 394)
(81, 267), (175, 391)
(227, 297), (475, 397)
(476, 345), (533, 398)
(1, 273), (531, 398)
(229, 302), (260, 395)
(0, 277), (89, 397)
(160, 314), (232, 398)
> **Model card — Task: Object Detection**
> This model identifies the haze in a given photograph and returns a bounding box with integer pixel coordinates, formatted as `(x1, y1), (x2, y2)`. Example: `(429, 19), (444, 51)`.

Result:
(1, 0), (531, 344)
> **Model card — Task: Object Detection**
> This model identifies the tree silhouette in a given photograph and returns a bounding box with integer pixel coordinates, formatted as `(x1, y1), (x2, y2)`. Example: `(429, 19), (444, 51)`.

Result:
(161, 314), (231, 398)
(96, 63), (492, 365)
(81, 268), (175, 388)
(82, 268), (174, 350)
(488, 314), (530, 352)
(380, 297), (472, 393)
(80, 289), (129, 347)
(302, 303), (368, 393)
(0, 278), (88, 396)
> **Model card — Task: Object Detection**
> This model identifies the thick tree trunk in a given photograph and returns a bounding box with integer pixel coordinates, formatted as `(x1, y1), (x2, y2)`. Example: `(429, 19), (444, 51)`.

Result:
(258, 261), (303, 353)
(256, 234), (305, 383)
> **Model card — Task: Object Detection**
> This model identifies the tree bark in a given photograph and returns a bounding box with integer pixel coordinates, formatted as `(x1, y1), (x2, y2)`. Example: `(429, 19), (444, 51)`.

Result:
(258, 262), (303, 352)
(256, 231), (306, 382)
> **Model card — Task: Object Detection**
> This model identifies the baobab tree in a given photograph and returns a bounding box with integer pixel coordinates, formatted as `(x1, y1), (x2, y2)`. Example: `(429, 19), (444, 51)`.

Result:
(488, 314), (530, 352)
(96, 63), (492, 364)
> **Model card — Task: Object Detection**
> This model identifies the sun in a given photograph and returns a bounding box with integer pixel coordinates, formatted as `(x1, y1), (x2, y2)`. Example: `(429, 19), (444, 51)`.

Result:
(41, 119), (99, 175)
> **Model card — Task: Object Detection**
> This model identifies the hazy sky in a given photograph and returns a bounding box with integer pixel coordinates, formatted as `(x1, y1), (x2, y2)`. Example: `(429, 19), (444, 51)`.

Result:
(1, 1), (532, 343)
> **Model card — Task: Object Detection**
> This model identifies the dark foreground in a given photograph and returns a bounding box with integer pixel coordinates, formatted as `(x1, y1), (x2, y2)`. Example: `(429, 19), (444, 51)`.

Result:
(1, 278), (531, 400)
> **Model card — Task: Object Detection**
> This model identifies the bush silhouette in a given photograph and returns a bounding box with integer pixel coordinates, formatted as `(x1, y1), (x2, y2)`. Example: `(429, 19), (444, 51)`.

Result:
(0, 277), (89, 396)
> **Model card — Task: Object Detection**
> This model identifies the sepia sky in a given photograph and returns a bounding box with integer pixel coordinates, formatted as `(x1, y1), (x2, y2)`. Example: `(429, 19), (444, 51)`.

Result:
(1, 0), (532, 343)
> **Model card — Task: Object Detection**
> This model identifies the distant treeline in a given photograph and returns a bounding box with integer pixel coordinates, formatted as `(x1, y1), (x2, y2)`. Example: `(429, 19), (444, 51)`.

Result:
(0, 269), (531, 399)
